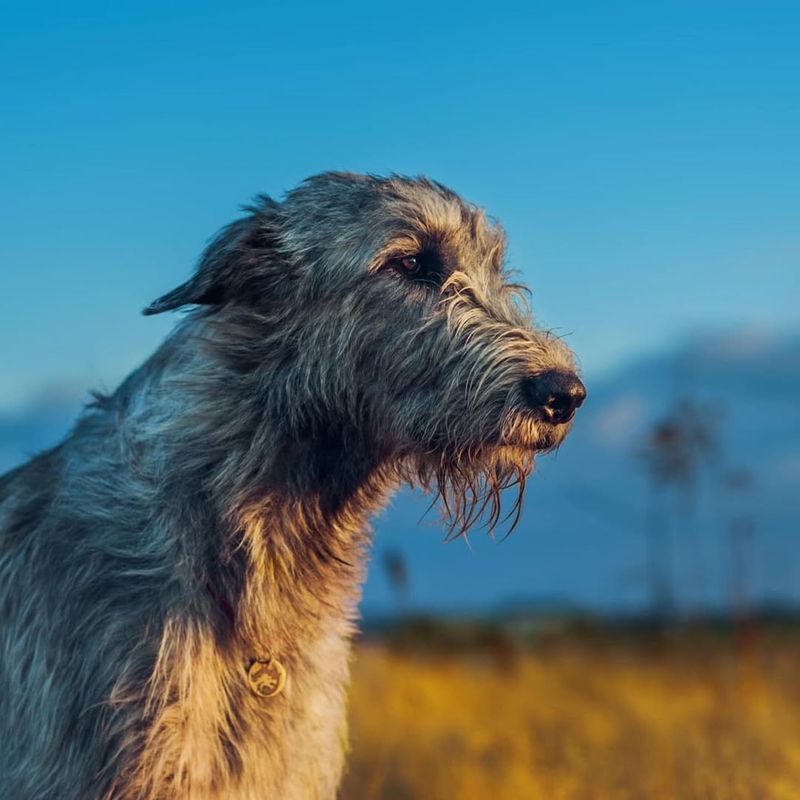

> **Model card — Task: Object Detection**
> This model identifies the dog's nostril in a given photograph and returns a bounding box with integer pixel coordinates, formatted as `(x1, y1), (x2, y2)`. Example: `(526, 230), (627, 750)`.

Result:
(522, 371), (586, 425)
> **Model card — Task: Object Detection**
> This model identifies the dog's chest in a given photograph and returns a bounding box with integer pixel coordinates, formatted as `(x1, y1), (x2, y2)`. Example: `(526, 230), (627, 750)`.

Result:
(126, 499), (377, 798)
(129, 614), (353, 800)
(227, 623), (352, 800)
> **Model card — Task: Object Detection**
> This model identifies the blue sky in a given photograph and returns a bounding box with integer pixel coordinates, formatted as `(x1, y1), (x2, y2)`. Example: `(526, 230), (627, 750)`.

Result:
(1, 1), (798, 408)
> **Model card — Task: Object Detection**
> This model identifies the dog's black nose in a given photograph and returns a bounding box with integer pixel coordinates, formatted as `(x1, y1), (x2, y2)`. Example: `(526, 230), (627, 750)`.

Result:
(522, 370), (586, 425)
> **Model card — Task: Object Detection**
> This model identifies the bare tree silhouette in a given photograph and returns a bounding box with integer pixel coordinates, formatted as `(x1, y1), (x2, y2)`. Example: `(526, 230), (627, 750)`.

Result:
(722, 467), (762, 701)
(382, 547), (410, 613)
(638, 399), (719, 619)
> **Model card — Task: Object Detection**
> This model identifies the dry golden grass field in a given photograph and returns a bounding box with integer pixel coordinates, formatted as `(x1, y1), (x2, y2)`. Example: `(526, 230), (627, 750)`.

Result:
(341, 628), (800, 800)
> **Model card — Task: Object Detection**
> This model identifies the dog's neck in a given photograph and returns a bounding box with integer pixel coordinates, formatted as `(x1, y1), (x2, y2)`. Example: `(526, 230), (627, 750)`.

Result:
(189, 410), (393, 650)
(219, 459), (393, 655)
(119, 322), (399, 657)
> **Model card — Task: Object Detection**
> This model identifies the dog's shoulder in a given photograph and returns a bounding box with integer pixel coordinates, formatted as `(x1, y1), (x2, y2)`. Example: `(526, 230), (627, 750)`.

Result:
(0, 445), (64, 539)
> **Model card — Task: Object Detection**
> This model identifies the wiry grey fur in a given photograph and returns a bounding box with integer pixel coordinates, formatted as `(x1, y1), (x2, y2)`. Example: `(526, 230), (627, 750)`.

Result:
(0, 173), (582, 799)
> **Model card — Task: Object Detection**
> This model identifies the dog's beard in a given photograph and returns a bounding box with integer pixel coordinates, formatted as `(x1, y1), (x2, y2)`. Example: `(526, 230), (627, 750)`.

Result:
(402, 445), (535, 540)
(394, 404), (570, 539)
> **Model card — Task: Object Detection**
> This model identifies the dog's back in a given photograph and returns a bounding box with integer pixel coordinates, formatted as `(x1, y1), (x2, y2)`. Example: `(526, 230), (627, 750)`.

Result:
(0, 407), (168, 799)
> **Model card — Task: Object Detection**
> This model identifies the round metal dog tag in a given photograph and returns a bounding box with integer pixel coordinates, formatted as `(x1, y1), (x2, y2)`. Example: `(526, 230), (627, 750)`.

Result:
(247, 656), (287, 698)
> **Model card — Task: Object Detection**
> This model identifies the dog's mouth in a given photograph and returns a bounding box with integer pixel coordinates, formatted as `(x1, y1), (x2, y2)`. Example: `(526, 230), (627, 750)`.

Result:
(497, 414), (572, 454)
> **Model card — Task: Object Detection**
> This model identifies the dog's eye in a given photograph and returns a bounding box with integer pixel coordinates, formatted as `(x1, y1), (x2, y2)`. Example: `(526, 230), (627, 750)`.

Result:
(391, 253), (443, 286)
(398, 256), (421, 275)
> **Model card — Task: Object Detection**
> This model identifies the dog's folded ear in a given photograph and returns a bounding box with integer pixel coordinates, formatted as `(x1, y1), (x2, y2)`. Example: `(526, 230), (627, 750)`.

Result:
(142, 276), (218, 315)
(143, 197), (282, 315)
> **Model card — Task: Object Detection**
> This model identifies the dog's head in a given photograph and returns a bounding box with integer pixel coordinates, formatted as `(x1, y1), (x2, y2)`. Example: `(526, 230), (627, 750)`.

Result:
(146, 173), (585, 532)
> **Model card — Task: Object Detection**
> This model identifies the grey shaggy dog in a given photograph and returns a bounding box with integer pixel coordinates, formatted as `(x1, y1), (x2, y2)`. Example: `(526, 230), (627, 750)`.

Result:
(0, 172), (585, 799)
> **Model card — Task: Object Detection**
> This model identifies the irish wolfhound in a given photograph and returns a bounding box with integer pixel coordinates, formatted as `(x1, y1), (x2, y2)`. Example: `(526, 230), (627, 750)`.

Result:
(0, 173), (585, 799)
